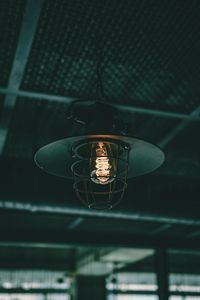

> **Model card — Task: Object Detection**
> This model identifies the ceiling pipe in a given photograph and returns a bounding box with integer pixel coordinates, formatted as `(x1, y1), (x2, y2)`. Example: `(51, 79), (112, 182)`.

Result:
(0, 200), (200, 226)
(1, 88), (200, 122)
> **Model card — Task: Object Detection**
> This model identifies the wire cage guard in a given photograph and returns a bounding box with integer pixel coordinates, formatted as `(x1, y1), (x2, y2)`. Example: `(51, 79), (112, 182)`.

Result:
(34, 134), (164, 210)
(71, 138), (130, 209)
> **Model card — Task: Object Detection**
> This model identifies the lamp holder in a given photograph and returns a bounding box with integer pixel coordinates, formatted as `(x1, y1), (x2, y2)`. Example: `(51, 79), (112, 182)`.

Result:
(66, 100), (128, 135)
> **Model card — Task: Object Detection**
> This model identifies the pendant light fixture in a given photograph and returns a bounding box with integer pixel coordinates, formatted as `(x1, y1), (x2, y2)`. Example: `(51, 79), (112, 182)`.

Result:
(34, 6), (164, 209)
(34, 101), (164, 210)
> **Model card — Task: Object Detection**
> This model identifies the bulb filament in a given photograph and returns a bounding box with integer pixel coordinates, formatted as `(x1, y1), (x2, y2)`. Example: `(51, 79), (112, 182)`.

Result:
(89, 142), (114, 185)
(95, 142), (112, 184)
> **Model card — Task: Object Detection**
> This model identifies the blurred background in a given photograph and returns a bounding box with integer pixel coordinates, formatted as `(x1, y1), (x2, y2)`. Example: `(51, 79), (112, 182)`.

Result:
(0, 0), (200, 299)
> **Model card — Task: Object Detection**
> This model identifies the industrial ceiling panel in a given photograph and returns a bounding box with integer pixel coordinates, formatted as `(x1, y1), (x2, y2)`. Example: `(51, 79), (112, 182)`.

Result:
(0, 0), (25, 86)
(4, 97), (70, 159)
(21, 0), (200, 113)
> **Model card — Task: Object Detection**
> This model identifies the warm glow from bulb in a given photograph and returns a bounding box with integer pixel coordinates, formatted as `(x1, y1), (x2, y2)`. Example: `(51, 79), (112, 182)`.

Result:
(95, 142), (111, 184)
(91, 142), (114, 185)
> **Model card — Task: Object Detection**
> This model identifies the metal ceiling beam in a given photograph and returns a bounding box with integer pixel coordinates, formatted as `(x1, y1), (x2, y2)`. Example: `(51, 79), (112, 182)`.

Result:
(1, 200), (200, 226)
(0, 87), (74, 103)
(115, 103), (200, 122)
(1, 87), (200, 122)
(170, 249), (200, 256)
(186, 229), (200, 239)
(0, 0), (44, 155)
(67, 218), (84, 231)
(0, 241), (73, 249)
(149, 224), (172, 236)
(158, 104), (200, 148)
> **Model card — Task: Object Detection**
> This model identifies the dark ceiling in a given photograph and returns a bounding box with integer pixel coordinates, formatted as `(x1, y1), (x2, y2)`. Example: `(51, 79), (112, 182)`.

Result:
(0, 0), (200, 270)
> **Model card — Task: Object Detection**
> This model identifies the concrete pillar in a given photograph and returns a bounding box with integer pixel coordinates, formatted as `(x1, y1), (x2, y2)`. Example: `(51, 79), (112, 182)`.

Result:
(155, 248), (169, 300)
(76, 276), (106, 300)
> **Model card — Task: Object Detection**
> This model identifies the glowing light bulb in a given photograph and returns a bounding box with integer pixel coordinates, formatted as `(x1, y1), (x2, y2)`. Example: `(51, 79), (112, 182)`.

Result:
(91, 142), (115, 185)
